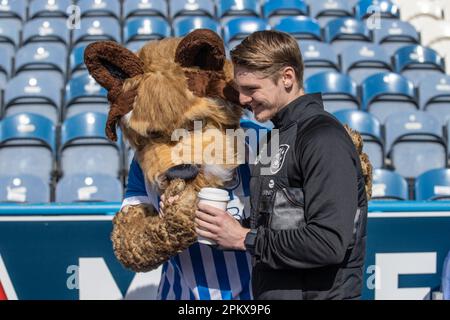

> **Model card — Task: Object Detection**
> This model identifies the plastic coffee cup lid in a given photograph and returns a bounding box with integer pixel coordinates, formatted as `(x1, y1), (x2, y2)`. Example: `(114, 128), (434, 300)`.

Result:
(198, 188), (230, 202)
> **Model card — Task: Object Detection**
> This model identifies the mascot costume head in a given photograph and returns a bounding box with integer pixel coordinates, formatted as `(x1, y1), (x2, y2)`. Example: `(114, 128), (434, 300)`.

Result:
(84, 29), (373, 272)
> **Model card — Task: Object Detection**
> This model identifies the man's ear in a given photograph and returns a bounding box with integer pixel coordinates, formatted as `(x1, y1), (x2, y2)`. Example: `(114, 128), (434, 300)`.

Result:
(175, 29), (225, 71)
(84, 41), (144, 94)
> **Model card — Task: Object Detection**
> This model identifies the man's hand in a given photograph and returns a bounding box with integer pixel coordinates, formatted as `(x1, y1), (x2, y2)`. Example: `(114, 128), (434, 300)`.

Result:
(195, 202), (250, 250)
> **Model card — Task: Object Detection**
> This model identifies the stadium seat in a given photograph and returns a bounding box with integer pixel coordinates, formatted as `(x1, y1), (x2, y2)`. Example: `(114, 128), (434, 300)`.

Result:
(263, 0), (308, 19)
(361, 72), (417, 123)
(223, 17), (270, 51)
(170, 0), (216, 19)
(218, 0), (260, 19)
(394, 45), (446, 87)
(371, 169), (409, 200)
(373, 20), (420, 56)
(305, 72), (359, 113)
(355, 0), (400, 20)
(299, 41), (340, 79)
(0, 174), (50, 203)
(385, 111), (446, 179)
(340, 43), (392, 84)
(72, 17), (121, 45)
(22, 18), (71, 46)
(28, 0), (71, 20)
(78, 0), (121, 19)
(400, 0), (444, 31)
(4, 74), (63, 124)
(173, 16), (220, 37)
(309, 0), (353, 28)
(333, 110), (385, 168)
(421, 20), (450, 61)
(0, 0), (26, 21)
(124, 0), (168, 19)
(0, 113), (55, 183)
(419, 74), (450, 126)
(124, 17), (171, 43)
(126, 41), (148, 53)
(415, 168), (450, 200)
(0, 19), (21, 51)
(270, 16), (322, 42)
(55, 174), (123, 202)
(0, 46), (13, 89)
(324, 18), (372, 53)
(64, 73), (108, 119)
(60, 112), (122, 178)
(14, 43), (67, 83)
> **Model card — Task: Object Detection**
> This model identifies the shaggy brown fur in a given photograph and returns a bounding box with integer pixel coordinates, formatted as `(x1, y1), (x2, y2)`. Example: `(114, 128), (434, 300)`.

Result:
(344, 125), (373, 200)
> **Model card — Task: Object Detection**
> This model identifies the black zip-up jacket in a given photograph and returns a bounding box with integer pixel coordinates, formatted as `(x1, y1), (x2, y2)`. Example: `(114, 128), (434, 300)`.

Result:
(249, 93), (368, 300)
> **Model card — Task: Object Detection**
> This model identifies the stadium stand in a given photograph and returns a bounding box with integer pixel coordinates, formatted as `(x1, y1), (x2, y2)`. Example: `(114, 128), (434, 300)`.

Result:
(299, 41), (340, 79)
(416, 168), (450, 200)
(309, 0), (353, 28)
(371, 168), (409, 200)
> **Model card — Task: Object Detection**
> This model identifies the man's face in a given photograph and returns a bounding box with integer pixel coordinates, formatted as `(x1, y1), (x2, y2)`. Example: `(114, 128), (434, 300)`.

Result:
(234, 66), (286, 123)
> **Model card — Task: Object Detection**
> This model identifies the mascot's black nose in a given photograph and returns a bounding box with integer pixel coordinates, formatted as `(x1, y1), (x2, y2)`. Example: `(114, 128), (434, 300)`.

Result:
(165, 164), (200, 181)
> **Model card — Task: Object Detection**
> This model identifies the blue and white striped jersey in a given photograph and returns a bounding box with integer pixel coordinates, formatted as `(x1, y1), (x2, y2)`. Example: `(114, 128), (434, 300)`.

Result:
(121, 160), (253, 300)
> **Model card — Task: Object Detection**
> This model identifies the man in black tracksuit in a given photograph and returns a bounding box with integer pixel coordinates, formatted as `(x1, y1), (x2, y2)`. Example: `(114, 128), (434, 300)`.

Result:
(195, 30), (368, 300)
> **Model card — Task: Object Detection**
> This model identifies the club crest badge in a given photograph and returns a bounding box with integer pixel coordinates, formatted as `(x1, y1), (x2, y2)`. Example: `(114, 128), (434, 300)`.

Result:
(270, 144), (290, 174)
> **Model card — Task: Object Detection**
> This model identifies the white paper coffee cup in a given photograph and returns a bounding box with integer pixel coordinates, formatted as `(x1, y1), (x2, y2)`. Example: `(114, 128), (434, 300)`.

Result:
(197, 188), (230, 245)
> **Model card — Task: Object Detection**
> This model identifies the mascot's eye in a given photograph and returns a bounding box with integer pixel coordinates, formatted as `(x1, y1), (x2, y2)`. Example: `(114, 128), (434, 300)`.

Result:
(148, 131), (163, 139)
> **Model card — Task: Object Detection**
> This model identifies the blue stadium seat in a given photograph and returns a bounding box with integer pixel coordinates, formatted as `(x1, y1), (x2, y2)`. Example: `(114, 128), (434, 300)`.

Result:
(419, 74), (450, 126)
(371, 169), (409, 200)
(361, 72), (417, 123)
(223, 17), (270, 51)
(415, 169), (450, 201)
(69, 44), (89, 78)
(0, 19), (21, 51)
(304, 71), (359, 113)
(263, 0), (308, 19)
(64, 72), (108, 119)
(270, 16), (322, 42)
(4, 74), (63, 124)
(124, 0), (168, 19)
(333, 110), (384, 169)
(78, 0), (121, 19)
(60, 112), (122, 178)
(218, 0), (260, 18)
(394, 45), (446, 87)
(124, 17), (171, 43)
(0, 174), (50, 203)
(55, 174), (123, 202)
(0, 46), (13, 89)
(0, 113), (55, 183)
(385, 111), (446, 179)
(309, 0), (353, 28)
(22, 18), (70, 45)
(0, 0), (26, 21)
(299, 41), (340, 79)
(340, 43), (392, 84)
(72, 17), (121, 45)
(14, 43), (67, 83)
(373, 20), (419, 56)
(355, 0), (400, 20)
(28, 0), (71, 19)
(324, 18), (372, 53)
(173, 16), (220, 37)
(170, 0), (216, 19)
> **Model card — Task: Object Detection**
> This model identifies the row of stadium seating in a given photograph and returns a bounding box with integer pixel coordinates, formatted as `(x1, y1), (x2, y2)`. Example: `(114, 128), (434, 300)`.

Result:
(2, 109), (450, 203)
(0, 0), (405, 22)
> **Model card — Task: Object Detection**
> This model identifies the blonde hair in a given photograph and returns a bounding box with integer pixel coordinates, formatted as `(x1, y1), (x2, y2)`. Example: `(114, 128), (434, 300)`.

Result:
(230, 30), (304, 87)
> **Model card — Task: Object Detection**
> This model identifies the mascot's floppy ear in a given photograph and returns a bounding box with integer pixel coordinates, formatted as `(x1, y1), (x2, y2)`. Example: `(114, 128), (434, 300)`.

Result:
(84, 41), (144, 141)
(175, 29), (240, 105)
